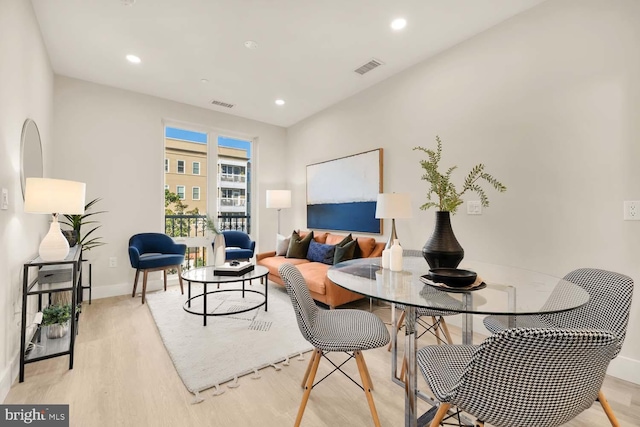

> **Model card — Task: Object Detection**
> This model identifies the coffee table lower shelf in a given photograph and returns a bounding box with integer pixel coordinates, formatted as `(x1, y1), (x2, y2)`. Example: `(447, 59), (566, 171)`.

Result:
(183, 288), (267, 326)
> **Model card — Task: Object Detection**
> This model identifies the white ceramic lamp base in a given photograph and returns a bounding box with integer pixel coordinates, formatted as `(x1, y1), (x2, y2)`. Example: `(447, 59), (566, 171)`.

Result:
(39, 218), (70, 261)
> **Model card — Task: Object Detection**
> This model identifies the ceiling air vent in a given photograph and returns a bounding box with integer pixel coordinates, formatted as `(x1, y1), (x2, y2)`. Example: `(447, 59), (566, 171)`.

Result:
(354, 58), (385, 75)
(210, 99), (235, 109)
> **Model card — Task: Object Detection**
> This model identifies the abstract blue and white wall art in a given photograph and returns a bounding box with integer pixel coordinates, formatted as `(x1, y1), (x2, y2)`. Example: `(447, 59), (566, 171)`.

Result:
(306, 149), (382, 233)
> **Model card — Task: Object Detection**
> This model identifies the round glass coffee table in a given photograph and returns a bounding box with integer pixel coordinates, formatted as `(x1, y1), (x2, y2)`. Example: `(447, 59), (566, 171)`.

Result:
(180, 265), (269, 326)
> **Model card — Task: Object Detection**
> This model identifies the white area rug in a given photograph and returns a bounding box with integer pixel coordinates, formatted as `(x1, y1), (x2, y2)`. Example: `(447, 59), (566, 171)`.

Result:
(146, 282), (312, 396)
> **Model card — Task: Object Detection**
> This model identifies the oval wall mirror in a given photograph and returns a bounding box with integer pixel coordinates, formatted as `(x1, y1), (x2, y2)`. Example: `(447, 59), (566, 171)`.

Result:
(20, 118), (44, 200)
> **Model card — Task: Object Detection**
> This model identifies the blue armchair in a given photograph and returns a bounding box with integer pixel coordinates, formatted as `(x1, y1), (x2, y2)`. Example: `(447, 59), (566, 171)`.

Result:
(128, 233), (186, 304)
(220, 230), (255, 261)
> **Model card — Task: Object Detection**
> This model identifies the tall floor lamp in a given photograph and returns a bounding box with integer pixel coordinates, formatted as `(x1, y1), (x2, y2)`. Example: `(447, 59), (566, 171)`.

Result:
(375, 193), (412, 250)
(266, 190), (291, 235)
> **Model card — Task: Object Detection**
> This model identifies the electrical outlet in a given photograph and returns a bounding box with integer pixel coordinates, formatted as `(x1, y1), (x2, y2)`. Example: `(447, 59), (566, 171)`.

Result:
(109, 257), (117, 268)
(1, 188), (8, 210)
(623, 201), (640, 220)
(467, 201), (482, 215)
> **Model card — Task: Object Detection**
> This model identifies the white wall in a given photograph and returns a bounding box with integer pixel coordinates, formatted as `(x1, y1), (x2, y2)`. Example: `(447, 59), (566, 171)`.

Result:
(0, 0), (54, 400)
(287, 0), (640, 383)
(52, 76), (288, 299)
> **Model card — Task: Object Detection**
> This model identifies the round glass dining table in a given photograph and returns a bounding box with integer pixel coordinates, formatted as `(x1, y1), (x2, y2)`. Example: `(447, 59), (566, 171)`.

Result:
(327, 256), (590, 427)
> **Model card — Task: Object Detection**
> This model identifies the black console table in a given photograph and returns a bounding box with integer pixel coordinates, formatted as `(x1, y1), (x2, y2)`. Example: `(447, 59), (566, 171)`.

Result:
(19, 246), (82, 382)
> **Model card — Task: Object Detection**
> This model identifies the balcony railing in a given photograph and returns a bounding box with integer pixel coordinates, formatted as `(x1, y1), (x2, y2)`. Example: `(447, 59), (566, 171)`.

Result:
(219, 173), (246, 183)
(220, 197), (246, 207)
(165, 214), (251, 237)
(165, 214), (251, 272)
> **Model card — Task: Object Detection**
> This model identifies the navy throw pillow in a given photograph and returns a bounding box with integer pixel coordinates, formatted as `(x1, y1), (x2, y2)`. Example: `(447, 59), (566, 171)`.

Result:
(306, 240), (336, 265)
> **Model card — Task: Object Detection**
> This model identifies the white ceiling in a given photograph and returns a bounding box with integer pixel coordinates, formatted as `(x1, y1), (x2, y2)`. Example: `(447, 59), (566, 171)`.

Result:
(32, 0), (545, 128)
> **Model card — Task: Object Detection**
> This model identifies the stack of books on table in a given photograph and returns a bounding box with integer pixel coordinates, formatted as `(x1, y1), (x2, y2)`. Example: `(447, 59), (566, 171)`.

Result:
(214, 261), (254, 276)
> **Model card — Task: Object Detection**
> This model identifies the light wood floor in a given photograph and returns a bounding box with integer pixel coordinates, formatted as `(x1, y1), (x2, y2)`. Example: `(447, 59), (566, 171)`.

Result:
(5, 284), (640, 427)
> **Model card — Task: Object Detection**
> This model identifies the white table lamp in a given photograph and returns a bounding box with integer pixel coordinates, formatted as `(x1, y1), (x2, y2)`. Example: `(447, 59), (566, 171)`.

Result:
(375, 193), (412, 250)
(266, 190), (291, 235)
(25, 177), (86, 261)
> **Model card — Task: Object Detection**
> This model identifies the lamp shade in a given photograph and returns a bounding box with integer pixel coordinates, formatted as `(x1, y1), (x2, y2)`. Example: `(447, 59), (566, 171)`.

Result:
(375, 193), (412, 219)
(24, 178), (86, 215)
(266, 190), (291, 209)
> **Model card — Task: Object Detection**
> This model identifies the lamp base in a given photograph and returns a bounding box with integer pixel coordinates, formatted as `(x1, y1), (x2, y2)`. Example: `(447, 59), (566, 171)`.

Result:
(385, 218), (398, 250)
(39, 216), (70, 261)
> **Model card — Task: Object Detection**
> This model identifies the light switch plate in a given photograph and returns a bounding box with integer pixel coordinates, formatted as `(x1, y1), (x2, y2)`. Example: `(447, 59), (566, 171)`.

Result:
(1, 188), (8, 210)
(623, 201), (640, 220)
(467, 200), (482, 215)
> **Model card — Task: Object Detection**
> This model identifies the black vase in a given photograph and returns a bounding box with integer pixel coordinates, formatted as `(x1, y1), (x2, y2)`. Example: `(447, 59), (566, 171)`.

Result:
(422, 211), (464, 268)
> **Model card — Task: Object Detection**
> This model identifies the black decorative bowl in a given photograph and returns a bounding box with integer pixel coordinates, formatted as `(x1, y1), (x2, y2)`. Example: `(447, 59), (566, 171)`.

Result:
(427, 268), (477, 288)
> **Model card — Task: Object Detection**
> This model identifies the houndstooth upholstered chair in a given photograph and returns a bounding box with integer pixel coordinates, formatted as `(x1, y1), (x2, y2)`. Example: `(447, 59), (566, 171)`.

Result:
(278, 263), (390, 427)
(418, 328), (618, 427)
(483, 268), (634, 426)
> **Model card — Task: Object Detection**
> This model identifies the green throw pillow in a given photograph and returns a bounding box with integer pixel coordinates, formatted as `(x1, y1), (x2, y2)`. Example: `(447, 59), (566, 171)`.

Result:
(334, 239), (357, 264)
(336, 234), (353, 247)
(286, 230), (314, 259)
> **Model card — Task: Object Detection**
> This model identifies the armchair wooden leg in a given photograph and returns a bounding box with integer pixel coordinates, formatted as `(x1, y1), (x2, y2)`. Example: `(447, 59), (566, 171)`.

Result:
(295, 348), (321, 427)
(598, 390), (620, 427)
(141, 270), (149, 304)
(132, 270), (140, 297)
(177, 265), (184, 295)
(429, 403), (451, 427)
(163, 269), (168, 291)
(354, 350), (382, 427)
(301, 349), (318, 388)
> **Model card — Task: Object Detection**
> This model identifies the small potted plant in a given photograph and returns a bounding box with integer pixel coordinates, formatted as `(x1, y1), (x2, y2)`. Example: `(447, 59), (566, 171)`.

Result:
(42, 304), (72, 339)
(414, 136), (506, 268)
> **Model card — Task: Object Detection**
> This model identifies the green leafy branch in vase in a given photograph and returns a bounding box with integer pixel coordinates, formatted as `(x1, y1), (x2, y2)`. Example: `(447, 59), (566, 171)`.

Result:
(61, 197), (107, 251)
(414, 136), (507, 214)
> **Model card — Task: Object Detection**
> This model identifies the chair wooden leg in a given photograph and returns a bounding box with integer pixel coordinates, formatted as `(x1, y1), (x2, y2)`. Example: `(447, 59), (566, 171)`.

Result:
(163, 269), (168, 291)
(429, 403), (451, 427)
(362, 354), (374, 391)
(141, 270), (149, 304)
(295, 348), (321, 427)
(301, 350), (318, 388)
(474, 421), (485, 427)
(177, 265), (185, 295)
(388, 310), (406, 351)
(598, 390), (620, 427)
(400, 355), (407, 384)
(354, 350), (382, 427)
(440, 317), (453, 345)
(432, 316), (443, 344)
(132, 270), (140, 297)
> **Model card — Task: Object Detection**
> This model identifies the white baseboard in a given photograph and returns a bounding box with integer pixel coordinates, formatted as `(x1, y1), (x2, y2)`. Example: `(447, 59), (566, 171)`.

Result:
(91, 277), (179, 300)
(0, 351), (20, 403)
(607, 355), (640, 384)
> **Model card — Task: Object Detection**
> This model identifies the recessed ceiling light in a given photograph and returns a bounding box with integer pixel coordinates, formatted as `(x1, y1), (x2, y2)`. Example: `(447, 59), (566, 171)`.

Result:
(126, 54), (141, 64)
(121, 0), (136, 6)
(244, 40), (258, 50)
(275, 99), (285, 106)
(391, 18), (407, 31)
(200, 79), (209, 83)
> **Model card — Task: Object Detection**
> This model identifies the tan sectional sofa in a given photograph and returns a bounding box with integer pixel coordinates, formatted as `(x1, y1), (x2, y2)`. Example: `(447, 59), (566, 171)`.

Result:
(257, 231), (384, 308)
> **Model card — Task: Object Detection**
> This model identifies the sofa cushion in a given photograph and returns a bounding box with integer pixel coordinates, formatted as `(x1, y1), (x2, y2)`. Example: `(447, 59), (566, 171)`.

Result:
(287, 230), (314, 259)
(334, 239), (357, 264)
(355, 237), (377, 258)
(259, 256), (309, 279)
(325, 233), (352, 246)
(306, 240), (336, 265)
(275, 233), (290, 256)
(296, 262), (330, 295)
(299, 230), (328, 244)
